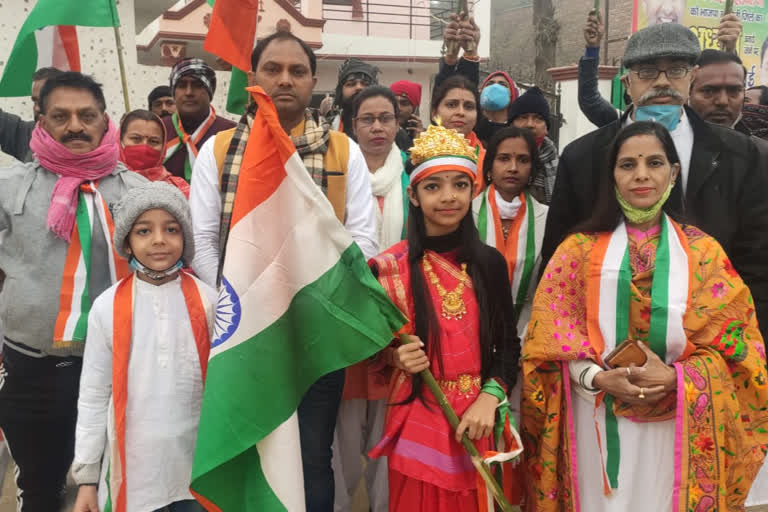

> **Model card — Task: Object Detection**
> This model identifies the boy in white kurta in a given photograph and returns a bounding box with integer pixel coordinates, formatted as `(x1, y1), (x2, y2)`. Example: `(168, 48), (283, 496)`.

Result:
(72, 182), (217, 512)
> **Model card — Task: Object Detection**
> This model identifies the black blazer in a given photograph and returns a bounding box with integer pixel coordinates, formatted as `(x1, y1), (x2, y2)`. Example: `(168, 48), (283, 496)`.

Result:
(542, 106), (768, 340)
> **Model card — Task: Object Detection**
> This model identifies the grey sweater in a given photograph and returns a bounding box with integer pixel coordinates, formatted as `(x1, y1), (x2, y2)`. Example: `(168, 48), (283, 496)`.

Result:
(0, 161), (147, 357)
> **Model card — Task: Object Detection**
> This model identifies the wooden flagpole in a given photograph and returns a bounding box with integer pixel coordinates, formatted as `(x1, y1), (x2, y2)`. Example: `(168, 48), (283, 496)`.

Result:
(398, 335), (518, 512)
(107, 0), (130, 113)
(113, 26), (130, 113)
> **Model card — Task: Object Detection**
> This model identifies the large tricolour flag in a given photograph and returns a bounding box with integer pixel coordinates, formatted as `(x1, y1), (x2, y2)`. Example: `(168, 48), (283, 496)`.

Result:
(190, 86), (406, 511)
(0, 0), (120, 97)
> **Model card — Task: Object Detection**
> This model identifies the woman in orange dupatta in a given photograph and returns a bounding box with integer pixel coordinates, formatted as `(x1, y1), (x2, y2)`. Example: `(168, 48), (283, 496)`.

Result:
(430, 75), (486, 194)
(521, 122), (768, 512)
(119, 110), (190, 197)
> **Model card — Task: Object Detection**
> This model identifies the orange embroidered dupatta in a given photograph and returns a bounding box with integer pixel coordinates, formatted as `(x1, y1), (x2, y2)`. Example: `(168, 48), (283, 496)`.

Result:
(520, 226), (768, 512)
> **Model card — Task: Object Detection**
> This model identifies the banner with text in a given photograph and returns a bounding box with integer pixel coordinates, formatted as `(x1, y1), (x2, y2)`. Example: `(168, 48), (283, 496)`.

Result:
(632, 0), (767, 86)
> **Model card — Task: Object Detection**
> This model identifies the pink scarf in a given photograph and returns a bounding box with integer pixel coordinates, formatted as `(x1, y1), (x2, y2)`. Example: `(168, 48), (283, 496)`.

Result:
(30, 120), (120, 241)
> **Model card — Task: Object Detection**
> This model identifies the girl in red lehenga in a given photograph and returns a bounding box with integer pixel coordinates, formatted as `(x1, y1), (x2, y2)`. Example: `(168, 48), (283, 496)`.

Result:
(368, 123), (521, 512)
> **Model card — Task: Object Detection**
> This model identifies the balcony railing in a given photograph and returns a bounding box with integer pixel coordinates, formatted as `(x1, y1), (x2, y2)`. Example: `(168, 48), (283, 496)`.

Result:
(322, 0), (465, 41)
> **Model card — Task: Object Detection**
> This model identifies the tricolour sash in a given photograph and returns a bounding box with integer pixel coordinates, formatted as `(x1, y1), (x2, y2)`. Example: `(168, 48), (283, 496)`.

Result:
(586, 214), (691, 491)
(104, 271), (211, 512)
(474, 186), (536, 320)
(165, 107), (218, 180)
(53, 182), (129, 348)
(477, 398), (524, 512)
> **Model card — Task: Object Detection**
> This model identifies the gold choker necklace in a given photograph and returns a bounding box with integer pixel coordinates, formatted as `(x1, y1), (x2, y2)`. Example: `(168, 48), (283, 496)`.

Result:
(422, 253), (469, 320)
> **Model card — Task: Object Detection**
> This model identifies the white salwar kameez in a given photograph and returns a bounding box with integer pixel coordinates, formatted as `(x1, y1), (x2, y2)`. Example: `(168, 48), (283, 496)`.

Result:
(564, 237), (687, 512)
(572, 390), (675, 511)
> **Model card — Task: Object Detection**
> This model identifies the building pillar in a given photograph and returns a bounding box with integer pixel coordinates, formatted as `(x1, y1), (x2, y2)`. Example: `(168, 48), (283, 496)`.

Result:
(548, 64), (619, 149)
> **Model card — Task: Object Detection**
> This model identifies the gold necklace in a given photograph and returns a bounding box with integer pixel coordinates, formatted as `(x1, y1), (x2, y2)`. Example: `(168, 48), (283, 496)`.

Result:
(422, 253), (469, 320)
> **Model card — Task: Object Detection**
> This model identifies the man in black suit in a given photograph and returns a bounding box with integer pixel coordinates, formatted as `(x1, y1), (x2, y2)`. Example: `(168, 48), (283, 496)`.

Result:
(543, 23), (768, 338)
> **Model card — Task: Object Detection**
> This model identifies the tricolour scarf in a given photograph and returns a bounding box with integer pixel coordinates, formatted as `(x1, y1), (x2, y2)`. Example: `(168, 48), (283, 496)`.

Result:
(164, 107), (217, 180)
(30, 120), (120, 242)
(52, 182), (129, 348)
(106, 272), (211, 512)
(369, 144), (407, 251)
(474, 186), (536, 319)
(290, 110), (331, 194)
(588, 214), (690, 490)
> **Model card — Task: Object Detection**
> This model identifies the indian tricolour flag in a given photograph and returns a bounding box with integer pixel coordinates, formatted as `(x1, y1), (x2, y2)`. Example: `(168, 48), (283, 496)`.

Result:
(0, 0), (120, 97)
(204, 0), (258, 115)
(190, 86), (406, 511)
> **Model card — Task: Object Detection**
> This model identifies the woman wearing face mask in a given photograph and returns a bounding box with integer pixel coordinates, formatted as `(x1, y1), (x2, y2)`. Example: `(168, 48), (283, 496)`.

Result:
(521, 122), (767, 512)
(119, 110), (190, 197)
(431, 75), (486, 193)
(475, 71), (520, 145)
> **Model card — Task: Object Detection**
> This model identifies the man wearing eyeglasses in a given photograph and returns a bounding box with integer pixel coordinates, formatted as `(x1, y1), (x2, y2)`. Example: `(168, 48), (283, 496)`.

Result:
(542, 22), (768, 341)
(189, 31), (377, 512)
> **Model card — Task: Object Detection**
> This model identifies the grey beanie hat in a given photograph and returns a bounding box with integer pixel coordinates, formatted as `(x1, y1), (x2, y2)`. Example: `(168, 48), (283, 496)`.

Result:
(623, 23), (701, 68)
(113, 182), (195, 265)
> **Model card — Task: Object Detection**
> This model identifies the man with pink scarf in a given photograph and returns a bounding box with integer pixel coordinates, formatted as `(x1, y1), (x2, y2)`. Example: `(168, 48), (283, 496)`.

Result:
(0, 72), (145, 511)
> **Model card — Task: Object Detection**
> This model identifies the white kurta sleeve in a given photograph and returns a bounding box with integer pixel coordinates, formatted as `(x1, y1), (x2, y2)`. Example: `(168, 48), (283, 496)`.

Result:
(72, 299), (113, 485)
(190, 136), (222, 288)
(343, 139), (379, 260)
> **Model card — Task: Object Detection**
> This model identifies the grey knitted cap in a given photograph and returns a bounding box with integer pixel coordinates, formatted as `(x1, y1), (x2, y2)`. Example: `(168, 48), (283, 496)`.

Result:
(112, 182), (195, 265)
(623, 23), (701, 68)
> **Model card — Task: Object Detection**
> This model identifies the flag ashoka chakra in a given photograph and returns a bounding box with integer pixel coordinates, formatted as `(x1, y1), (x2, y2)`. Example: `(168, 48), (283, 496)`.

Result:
(212, 277), (241, 349)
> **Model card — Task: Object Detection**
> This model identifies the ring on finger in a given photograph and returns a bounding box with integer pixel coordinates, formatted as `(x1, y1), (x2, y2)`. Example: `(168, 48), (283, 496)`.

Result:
(626, 367), (631, 376)
(638, 387), (645, 399)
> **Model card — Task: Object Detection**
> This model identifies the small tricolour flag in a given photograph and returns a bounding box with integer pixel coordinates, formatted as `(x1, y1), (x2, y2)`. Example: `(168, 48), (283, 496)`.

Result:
(204, 0), (258, 115)
(190, 86), (406, 511)
(0, 0), (120, 97)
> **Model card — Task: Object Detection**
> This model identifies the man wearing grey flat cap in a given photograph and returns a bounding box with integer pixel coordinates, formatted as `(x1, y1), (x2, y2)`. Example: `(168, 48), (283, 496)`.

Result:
(542, 23), (768, 341)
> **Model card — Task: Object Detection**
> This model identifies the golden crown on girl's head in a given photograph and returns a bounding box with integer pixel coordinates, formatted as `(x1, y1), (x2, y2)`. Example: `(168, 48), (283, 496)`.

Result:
(409, 120), (477, 166)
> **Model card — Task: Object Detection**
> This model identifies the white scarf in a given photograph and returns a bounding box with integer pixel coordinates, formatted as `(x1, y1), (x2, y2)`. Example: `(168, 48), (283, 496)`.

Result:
(495, 190), (521, 220)
(369, 144), (405, 251)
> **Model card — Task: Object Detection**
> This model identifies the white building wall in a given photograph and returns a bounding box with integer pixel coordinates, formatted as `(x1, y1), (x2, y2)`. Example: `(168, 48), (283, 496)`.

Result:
(0, 0), (236, 165)
(0, 0), (491, 164)
(555, 74), (616, 149)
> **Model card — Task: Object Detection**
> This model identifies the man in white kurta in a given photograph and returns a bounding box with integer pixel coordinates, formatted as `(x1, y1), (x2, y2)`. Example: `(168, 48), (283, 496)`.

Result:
(189, 32), (377, 512)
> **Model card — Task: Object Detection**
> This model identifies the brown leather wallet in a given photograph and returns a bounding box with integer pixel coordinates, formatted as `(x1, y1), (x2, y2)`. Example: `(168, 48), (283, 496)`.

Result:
(603, 339), (648, 369)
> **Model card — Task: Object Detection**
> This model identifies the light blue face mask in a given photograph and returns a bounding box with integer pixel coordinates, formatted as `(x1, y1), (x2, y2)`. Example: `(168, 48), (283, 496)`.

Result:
(480, 83), (511, 111)
(130, 257), (183, 281)
(635, 105), (682, 132)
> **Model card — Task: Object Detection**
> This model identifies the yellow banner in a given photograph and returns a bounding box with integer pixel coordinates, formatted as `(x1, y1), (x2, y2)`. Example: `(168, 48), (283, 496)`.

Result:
(632, 0), (768, 86)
